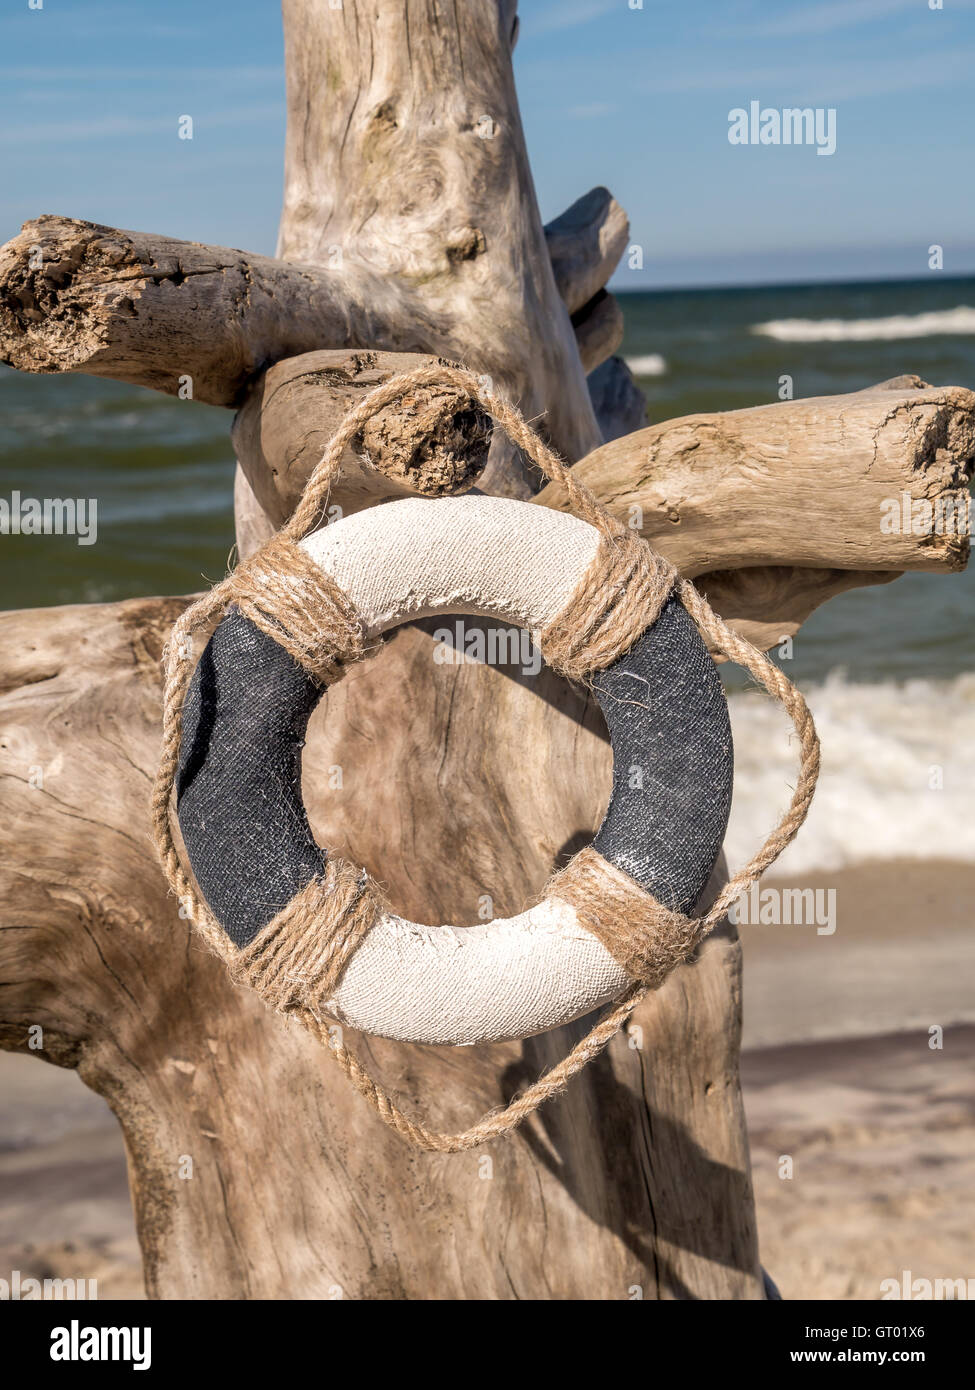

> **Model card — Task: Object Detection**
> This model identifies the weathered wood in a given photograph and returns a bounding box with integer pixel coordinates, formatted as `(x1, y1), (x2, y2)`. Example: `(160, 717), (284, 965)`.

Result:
(233, 464), (276, 560)
(544, 187), (630, 316)
(857, 374), (932, 393)
(572, 289), (625, 374)
(232, 350), (490, 526)
(0, 201), (608, 465)
(587, 356), (648, 443)
(539, 385), (975, 576)
(0, 216), (437, 408)
(0, 0), (764, 1300)
(275, 0), (600, 485)
(0, 598), (760, 1298)
(537, 383), (972, 652)
(697, 565), (900, 654)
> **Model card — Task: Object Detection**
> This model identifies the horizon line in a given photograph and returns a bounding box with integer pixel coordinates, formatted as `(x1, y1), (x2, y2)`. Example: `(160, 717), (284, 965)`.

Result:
(612, 270), (975, 295)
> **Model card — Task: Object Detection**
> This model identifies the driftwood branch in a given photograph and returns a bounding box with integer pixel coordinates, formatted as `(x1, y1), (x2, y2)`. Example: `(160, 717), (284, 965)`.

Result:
(0, 45), (630, 461)
(540, 384), (975, 576)
(0, 196), (631, 446)
(545, 186), (629, 377)
(232, 350), (491, 526)
(587, 356), (648, 443)
(0, 216), (424, 408)
(544, 186), (629, 315)
(230, 372), (970, 655)
(536, 381), (973, 651)
(572, 289), (625, 374)
(0, 206), (601, 467)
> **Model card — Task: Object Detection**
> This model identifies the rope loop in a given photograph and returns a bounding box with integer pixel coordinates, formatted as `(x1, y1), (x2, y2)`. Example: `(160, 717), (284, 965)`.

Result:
(230, 858), (384, 1015)
(151, 362), (821, 1153)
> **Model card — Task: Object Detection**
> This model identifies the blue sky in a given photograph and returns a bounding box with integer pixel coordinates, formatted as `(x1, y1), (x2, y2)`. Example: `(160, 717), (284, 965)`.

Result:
(0, 0), (972, 287)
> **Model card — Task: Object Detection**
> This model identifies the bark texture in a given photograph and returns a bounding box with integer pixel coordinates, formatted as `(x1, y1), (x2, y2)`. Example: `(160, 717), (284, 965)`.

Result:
(232, 350), (491, 525)
(0, 598), (758, 1298)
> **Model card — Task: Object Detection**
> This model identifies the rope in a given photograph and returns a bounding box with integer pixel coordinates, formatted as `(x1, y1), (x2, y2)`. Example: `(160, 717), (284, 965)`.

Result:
(150, 363), (820, 1153)
(230, 859), (385, 1014)
(231, 533), (364, 684)
(539, 530), (677, 681)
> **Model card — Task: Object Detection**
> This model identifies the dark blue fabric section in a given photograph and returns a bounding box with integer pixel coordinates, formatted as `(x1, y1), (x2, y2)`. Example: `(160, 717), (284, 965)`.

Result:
(592, 597), (733, 913)
(177, 597), (733, 947)
(177, 608), (327, 948)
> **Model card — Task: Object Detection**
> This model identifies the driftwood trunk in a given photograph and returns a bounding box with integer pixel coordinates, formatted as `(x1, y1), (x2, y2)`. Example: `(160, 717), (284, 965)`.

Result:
(1, 0), (972, 1300)
(0, 595), (759, 1299)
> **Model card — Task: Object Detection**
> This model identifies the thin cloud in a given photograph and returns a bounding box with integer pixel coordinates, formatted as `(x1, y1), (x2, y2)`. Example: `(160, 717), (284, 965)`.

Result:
(633, 45), (974, 101)
(522, 0), (618, 38)
(0, 104), (284, 146)
(0, 65), (283, 83)
(753, 0), (970, 37)
(567, 101), (617, 118)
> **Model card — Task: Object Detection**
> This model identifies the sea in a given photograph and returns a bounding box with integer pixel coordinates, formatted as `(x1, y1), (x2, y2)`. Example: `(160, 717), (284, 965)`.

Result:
(1, 275), (973, 874)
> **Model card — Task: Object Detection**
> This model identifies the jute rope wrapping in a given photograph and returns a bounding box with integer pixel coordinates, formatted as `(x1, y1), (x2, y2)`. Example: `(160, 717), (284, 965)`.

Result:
(230, 858), (385, 1014)
(151, 363), (821, 1153)
(231, 534), (365, 686)
(539, 528), (676, 681)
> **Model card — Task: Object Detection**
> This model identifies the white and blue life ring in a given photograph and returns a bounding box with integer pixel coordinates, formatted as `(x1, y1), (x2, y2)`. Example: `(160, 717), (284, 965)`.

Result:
(176, 495), (733, 1046)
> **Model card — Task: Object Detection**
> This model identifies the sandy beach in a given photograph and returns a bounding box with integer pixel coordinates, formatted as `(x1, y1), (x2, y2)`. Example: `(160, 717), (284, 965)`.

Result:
(745, 1026), (975, 1301)
(739, 859), (975, 1300)
(741, 860), (975, 1050)
(1, 856), (971, 1301)
(0, 1052), (144, 1301)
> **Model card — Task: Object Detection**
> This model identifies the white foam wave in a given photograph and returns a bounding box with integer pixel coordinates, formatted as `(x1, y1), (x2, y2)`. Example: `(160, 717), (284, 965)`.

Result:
(625, 353), (668, 376)
(725, 671), (975, 875)
(752, 305), (975, 343)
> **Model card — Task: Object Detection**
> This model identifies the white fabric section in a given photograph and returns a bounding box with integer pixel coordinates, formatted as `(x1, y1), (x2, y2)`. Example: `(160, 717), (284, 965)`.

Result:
(301, 494), (600, 639)
(298, 495), (631, 1046)
(330, 901), (632, 1046)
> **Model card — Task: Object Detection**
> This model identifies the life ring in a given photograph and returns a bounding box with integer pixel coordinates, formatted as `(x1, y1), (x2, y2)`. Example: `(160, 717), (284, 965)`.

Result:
(176, 494), (734, 1046)
(155, 363), (818, 1151)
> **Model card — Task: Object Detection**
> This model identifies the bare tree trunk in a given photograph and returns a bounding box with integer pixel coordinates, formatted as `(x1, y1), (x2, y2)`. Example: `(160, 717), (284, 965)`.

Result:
(265, 0), (763, 1297)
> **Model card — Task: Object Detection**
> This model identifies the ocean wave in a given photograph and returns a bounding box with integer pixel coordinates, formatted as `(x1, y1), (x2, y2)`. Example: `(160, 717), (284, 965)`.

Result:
(751, 305), (975, 342)
(625, 353), (668, 376)
(725, 671), (975, 875)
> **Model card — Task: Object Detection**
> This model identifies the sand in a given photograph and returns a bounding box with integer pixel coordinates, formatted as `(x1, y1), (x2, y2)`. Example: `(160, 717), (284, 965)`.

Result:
(741, 860), (975, 1049)
(745, 1026), (975, 1301)
(0, 1053), (144, 1301)
(1, 858), (972, 1301)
